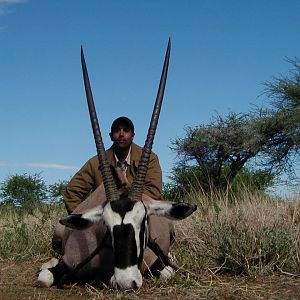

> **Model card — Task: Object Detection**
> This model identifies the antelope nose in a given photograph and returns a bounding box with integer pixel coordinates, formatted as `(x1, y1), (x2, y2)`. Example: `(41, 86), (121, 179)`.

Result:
(117, 280), (138, 290)
(131, 280), (138, 289)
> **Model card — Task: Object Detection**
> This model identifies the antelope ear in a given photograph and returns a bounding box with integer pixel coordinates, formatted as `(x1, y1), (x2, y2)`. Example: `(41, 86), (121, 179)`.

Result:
(145, 200), (197, 220)
(60, 205), (104, 229)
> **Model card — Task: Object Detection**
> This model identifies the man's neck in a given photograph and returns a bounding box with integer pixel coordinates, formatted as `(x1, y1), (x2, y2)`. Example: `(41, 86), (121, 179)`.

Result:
(114, 147), (130, 162)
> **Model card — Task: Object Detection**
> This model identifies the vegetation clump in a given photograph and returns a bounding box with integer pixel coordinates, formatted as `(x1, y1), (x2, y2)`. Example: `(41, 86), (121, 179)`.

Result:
(169, 58), (300, 196)
(173, 190), (300, 276)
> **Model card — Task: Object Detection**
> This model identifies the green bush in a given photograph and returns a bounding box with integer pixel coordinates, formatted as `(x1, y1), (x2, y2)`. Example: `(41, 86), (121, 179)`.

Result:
(0, 173), (69, 213)
(163, 166), (275, 200)
(48, 180), (69, 203)
(0, 173), (47, 213)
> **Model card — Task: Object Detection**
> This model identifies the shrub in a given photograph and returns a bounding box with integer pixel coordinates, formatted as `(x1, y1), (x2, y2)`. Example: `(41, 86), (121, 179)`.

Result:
(0, 173), (47, 213)
(173, 191), (300, 276)
(48, 180), (69, 203)
(163, 166), (274, 201)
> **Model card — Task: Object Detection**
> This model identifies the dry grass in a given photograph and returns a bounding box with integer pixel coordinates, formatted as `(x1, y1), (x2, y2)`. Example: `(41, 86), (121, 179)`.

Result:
(0, 204), (64, 261)
(173, 191), (300, 276)
(0, 192), (300, 299)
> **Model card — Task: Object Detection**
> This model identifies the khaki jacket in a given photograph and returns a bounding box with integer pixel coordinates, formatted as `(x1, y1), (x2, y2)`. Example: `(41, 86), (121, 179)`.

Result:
(64, 143), (162, 214)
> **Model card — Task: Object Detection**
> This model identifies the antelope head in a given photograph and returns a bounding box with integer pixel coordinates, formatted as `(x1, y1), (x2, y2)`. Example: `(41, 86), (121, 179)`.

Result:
(60, 39), (197, 290)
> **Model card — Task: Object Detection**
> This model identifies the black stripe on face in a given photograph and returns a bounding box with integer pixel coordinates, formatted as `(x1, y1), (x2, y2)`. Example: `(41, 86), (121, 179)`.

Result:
(138, 216), (147, 267)
(110, 197), (135, 219)
(113, 224), (138, 269)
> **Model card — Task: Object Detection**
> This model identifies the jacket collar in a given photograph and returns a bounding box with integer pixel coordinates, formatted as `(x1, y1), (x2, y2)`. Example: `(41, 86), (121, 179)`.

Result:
(107, 143), (141, 169)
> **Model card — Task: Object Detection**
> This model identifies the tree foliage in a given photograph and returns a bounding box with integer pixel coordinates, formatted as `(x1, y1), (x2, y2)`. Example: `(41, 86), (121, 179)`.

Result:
(0, 173), (47, 212)
(163, 165), (274, 200)
(171, 58), (300, 193)
(260, 58), (300, 175)
(0, 173), (69, 211)
(171, 112), (267, 191)
(48, 180), (68, 203)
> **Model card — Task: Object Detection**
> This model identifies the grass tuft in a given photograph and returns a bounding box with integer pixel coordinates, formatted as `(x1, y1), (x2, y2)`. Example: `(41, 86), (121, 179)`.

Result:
(0, 203), (65, 261)
(173, 190), (300, 276)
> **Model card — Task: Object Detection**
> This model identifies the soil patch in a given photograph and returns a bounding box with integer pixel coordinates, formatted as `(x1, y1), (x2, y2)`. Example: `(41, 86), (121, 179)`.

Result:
(0, 258), (299, 299)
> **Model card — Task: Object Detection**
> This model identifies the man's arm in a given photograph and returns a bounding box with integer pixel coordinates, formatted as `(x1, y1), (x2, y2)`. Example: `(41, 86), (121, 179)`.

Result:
(64, 156), (99, 214)
(144, 153), (163, 200)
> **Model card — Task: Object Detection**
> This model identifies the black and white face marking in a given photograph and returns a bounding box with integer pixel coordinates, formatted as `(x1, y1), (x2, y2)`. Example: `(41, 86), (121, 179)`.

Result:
(60, 197), (197, 290)
(103, 197), (148, 290)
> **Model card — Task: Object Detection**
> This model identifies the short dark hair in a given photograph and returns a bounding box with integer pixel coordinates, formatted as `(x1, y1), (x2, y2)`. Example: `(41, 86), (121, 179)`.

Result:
(111, 116), (134, 133)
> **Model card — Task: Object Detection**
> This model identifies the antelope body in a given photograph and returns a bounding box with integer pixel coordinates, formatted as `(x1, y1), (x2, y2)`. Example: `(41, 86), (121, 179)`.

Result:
(38, 39), (197, 290)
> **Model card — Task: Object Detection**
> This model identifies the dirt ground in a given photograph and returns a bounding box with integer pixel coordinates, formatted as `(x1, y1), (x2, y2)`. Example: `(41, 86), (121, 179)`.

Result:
(0, 258), (299, 300)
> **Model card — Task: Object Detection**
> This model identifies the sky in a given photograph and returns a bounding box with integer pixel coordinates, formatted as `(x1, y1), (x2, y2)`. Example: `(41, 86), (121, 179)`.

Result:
(0, 0), (299, 195)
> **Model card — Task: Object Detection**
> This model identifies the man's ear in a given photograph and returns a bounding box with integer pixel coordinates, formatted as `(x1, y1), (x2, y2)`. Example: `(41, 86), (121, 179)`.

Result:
(130, 132), (135, 142)
(144, 199), (197, 220)
(109, 132), (114, 141)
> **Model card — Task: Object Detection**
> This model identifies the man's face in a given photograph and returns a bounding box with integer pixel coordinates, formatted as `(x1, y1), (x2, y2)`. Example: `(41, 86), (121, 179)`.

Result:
(110, 121), (134, 150)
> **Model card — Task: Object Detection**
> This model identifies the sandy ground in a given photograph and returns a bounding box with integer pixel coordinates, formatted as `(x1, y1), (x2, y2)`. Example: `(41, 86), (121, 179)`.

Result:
(1, 258), (300, 300)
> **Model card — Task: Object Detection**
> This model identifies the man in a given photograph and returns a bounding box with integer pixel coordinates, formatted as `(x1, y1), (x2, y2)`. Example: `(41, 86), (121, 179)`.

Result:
(64, 116), (163, 214)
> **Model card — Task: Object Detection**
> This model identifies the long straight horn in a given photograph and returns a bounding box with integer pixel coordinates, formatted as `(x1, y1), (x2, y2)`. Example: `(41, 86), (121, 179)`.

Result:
(81, 46), (118, 201)
(130, 38), (171, 202)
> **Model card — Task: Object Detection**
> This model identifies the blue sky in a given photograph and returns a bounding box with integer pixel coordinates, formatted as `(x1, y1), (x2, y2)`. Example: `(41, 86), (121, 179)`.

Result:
(0, 0), (299, 194)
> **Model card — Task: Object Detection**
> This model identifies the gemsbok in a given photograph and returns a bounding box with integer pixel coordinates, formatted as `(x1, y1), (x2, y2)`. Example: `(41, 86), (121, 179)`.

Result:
(38, 39), (197, 290)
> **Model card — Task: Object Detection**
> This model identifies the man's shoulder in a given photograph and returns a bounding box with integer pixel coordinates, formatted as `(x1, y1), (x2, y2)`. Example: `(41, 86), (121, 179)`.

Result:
(86, 155), (99, 166)
(131, 143), (158, 159)
(131, 142), (143, 153)
(88, 148), (115, 163)
(85, 151), (114, 172)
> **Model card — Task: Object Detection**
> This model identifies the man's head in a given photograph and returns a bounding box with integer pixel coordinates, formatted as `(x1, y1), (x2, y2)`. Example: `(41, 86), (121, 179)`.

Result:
(109, 117), (135, 150)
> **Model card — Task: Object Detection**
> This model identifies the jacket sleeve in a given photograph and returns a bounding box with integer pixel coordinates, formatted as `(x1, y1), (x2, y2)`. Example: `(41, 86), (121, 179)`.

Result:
(144, 153), (163, 200)
(63, 157), (99, 214)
